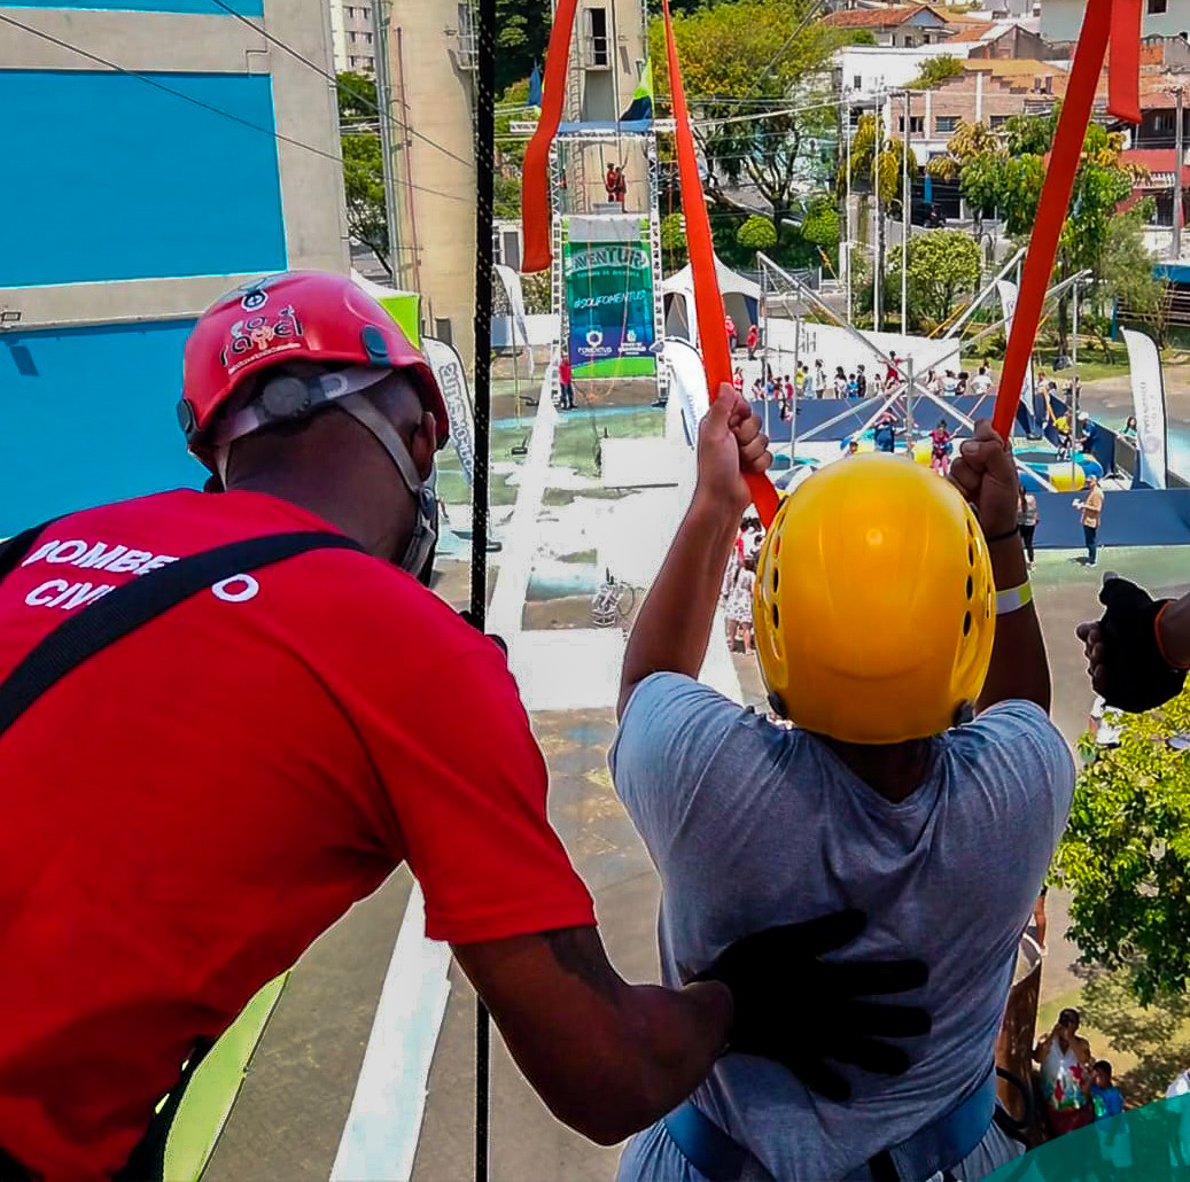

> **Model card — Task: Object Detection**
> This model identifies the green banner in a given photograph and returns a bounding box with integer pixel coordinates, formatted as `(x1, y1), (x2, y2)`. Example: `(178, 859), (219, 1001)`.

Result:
(564, 226), (657, 379)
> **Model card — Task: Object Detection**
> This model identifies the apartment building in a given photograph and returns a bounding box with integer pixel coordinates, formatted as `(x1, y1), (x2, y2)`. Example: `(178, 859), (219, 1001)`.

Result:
(0, 0), (348, 533)
(1041, 0), (1190, 44)
(331, 0), (377, 74)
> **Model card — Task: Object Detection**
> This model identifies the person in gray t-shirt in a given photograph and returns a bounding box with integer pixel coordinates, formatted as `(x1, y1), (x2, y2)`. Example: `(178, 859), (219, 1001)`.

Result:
(611, 391), (1075, 1181)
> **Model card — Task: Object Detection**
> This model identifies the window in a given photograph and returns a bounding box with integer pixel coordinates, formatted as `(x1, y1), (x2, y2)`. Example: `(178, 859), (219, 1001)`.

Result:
(1155, 111), (1175, 132)
(853, 74), (863, 90)
(910, 115), (924, 134)
(364, 31), (373, 43)
(585, 6), (610, 68)
(456, 2), (477, 68)
(1149, 0), (1168, 13)
(989, 114), (1010, 129)
(936, 115), (959, 133)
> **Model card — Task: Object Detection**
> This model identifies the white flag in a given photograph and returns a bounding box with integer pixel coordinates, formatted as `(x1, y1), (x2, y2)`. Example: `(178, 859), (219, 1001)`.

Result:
(422, 337), (476, 489)
(1122, 328), (1168, 489)
(996, 280), (1037, 419)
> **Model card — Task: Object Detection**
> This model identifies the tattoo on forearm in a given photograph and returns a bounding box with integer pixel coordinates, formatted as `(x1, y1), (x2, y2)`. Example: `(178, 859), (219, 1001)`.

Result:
(544, 928), (623, 1000)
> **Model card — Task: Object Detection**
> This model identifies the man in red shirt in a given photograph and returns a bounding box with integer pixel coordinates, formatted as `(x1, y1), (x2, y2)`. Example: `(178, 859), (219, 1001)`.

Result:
(0, 272), (928, 1180)
(558, 354), (574, 409)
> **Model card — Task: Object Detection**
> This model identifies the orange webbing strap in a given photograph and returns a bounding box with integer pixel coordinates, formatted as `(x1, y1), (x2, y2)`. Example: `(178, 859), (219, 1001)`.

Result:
(521, 0), (580, 273)
(660, 0), (778, 526)
(992, 0), (1141, 439)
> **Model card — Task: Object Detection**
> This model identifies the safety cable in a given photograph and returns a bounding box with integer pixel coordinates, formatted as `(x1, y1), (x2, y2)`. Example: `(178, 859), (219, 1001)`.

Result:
(206, 0), (477, 172)
(0, 12), (468, 206)
(470, 0), (496, 1178)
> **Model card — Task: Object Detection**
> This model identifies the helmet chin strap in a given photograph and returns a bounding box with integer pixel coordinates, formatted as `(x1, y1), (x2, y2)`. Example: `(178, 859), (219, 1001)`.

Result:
(338, 392), (438, 581)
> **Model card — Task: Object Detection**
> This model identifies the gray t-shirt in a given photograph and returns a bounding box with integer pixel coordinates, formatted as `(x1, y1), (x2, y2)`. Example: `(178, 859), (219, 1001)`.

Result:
(610, 674), (1075, 1181)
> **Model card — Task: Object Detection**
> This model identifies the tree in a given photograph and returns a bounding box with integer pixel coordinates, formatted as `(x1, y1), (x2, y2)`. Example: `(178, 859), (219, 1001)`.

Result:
(651, 0), (856, 237)
(737, 214), (778, 252)
(1054, 689), (1190, 1007)
(800, 193), (840, 269)
(660, 212), (689, 271)
(1105, 201), (1171, 345)
(907, 54), (964, 90)
(890, 229), (981, 327)
(495, 0), (550, 94)
(337, 71), (390, 276)
(927, 108), (1144, 351)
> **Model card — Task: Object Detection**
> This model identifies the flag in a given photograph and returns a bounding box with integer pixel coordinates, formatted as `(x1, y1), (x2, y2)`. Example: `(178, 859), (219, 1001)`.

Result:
(528, 62), (543, 110)
(620, 60), (653, 123)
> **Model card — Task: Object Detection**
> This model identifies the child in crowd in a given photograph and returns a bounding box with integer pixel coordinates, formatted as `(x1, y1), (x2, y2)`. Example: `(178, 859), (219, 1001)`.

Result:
(725, 555), (757, 655)
(1091, 1061), (1124, 1120)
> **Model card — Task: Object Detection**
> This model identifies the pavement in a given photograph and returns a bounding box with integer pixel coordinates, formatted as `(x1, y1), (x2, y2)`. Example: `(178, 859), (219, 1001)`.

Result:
(204, 381), (1190, 1181)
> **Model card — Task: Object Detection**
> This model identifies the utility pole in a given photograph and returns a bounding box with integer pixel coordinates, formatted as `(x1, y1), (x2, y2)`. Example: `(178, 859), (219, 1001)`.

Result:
(1174, 85), (1185, 261)
(845, 93), (854, 327)
(1071, 275), (1080, 485)
(874, 90), (883, 333)
(371, 0), (403, 284)
(902, 88), (911, 334)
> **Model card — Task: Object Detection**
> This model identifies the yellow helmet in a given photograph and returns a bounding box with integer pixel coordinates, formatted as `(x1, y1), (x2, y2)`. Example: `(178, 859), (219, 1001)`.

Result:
(753, 454), (995, 744)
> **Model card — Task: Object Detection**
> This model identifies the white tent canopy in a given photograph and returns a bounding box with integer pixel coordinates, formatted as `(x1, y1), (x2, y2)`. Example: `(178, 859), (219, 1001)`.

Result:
(662, 256), (762, 347)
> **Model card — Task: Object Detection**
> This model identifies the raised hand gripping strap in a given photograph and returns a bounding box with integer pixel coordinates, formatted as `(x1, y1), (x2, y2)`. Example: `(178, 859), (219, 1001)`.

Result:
(0, 531), (364, 741)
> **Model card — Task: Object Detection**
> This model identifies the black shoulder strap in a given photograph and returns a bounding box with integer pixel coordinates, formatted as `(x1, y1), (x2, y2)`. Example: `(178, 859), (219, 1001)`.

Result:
(0, 530), (363, 740)
(0, 518), (62, 584)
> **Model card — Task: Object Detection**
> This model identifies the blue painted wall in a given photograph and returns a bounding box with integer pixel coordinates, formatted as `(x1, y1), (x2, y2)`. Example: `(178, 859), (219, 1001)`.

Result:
(1, 71), (285, 286)
(0, 320), (204, 534)
(2, 1), (263, 16)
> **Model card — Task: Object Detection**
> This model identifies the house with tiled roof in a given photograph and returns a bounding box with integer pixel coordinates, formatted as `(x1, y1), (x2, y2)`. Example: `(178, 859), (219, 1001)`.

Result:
(820, 3), (953, 47)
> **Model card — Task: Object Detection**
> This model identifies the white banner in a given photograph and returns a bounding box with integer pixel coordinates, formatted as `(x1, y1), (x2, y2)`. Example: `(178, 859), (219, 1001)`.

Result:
(422, 337), (476, 489)
(1122, 327), (1168, 489)
(495, 264), (536, 380)
(996, 280), (1037, 418)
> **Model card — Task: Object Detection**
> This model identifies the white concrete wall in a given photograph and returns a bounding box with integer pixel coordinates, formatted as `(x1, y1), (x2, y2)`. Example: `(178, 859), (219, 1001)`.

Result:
(1041, 0), (1190, 42)
(836, 43), (977, 102)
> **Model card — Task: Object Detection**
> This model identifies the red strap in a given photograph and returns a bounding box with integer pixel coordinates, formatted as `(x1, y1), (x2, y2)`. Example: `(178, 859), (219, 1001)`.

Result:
(520, 0), (580, 274)
(992, 0), (1138, 439)
(661, 0), (778, 525)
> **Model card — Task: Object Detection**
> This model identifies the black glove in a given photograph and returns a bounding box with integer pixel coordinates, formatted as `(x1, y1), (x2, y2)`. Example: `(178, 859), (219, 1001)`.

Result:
(695, 909), (929, 1103)
(1097, 578), (1186, 713)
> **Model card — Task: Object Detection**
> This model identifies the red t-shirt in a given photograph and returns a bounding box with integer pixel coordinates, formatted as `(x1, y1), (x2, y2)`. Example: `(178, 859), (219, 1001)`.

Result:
(0, 490), (594, 1179)
(559, 358), (572, 383)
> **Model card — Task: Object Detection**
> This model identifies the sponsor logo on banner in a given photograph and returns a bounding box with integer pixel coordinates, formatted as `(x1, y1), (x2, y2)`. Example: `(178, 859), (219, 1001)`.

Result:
(1122, 328), (1168, 489)
(422, 337), (476, 489)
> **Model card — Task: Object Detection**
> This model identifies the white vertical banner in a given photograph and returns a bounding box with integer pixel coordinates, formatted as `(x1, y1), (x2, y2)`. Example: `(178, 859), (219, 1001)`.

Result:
(422, 337), (476, 489)
(494, 264), (536, 379)
(1122, 327), (1168, 489)
(996, 279), (1037, 420)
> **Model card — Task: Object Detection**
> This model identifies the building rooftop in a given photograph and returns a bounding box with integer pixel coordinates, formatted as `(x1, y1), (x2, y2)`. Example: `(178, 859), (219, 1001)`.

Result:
(944, 21), (1001, 41)
(821, 3), (945, 28)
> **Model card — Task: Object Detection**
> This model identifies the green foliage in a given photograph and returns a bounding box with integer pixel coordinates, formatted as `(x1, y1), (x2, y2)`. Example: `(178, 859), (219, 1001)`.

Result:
(907, 54), (964, 90)
(1105, 204), (1170, 344)
(495, 0), (550, 93)
(801, 194), (840, 250)
(651, 0), (845, 231)
(846, 112), (918, 210)
(737, 214), (778, 251)
(1054, 689), (1190, 1006)
(889, 229), (981, 326)
(338, 71), (389, 276)
(494, 173), (523, 220)
(660, 212), (689, 270)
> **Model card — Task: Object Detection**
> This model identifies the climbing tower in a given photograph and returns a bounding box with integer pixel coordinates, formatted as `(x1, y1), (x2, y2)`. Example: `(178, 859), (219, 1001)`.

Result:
(548, 0), (666, 402)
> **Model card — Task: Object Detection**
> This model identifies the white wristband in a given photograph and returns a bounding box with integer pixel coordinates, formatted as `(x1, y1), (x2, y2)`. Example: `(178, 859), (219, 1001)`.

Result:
(996, 582), (1034, 616)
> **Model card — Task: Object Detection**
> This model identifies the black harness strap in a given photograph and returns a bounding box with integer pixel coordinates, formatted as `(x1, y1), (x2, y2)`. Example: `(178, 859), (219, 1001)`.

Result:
(0, 530), (363, 740)
(0, 519), (61, 584)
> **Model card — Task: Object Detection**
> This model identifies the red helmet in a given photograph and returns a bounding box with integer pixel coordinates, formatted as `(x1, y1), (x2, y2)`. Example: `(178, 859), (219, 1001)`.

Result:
(178, 270), (449, 464)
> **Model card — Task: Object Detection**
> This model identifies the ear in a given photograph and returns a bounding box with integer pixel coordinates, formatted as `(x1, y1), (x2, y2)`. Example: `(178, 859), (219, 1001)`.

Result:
(411, 410), (438, 481)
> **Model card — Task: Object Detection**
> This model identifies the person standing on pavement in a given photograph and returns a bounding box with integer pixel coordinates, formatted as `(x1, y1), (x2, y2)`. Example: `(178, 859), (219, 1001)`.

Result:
(1018, 484), (1040, 565)
(746, 324), (759, 361)
(0, 272), (922, 1182)
(725, 314), (737, 354)
(856, 364), (868, 399)
(559, 354), (575, 410)
(610, 405), (1075, 1181)
(1073, 474), (1104, 565)
(971, 366), (993, 397)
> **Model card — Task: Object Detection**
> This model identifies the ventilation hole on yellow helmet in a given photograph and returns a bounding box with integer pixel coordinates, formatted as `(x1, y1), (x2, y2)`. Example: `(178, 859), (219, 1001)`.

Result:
(968, 544), (974, 566)
(775, 537), (781, 558)
(966, 575), (973, 600)
(963, 610), (972, 637)
(772, 604), (780, 629)
(773, 568), (779, 593)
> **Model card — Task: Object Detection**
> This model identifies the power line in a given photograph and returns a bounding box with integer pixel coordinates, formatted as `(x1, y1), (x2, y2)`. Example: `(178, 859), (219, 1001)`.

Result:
(0, 11), (469, 205)
(206, 0), (476, 173)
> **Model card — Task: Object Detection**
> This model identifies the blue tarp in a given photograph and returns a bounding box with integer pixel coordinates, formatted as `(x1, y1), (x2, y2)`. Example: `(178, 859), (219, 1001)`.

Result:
(557, 120), (653, 136)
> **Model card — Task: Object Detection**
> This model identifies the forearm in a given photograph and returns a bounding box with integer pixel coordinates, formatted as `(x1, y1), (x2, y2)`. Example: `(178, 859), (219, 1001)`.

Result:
(978, 534), (1051, 713)
(619, 492), (740, 717)
(1158, 591), (1190, 669)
